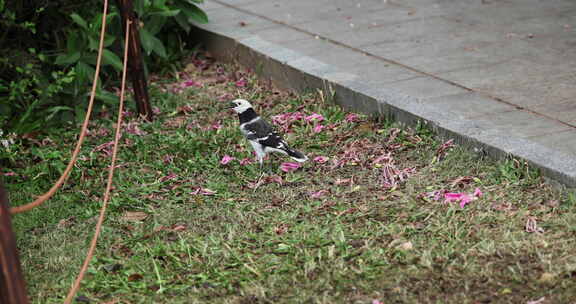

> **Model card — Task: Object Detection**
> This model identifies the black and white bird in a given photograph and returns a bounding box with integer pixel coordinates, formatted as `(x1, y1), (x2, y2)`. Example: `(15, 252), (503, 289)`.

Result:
(230, 99), (308, 167)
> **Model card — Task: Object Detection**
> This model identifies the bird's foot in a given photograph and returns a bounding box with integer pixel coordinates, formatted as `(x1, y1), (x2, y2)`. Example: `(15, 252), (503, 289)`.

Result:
(252, 171), (266, 191)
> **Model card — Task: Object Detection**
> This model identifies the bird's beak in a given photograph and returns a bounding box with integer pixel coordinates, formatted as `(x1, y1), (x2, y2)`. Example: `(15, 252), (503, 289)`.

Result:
(227, 102), (236, 109)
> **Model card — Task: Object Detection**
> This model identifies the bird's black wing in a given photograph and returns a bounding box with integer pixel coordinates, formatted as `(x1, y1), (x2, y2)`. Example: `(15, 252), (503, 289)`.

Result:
(257, 131), (288, 149)
(243, 118), (278, 140)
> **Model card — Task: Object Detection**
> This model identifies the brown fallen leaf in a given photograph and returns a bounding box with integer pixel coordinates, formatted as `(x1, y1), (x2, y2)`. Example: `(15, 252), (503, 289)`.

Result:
(450, 176), (473, 187)
(335, 178), (352, 186)
(128, 273), (143, 282)
(275, 223), (289, 235)
(57, 216), (76, 228)
(120, 211), (148, 222)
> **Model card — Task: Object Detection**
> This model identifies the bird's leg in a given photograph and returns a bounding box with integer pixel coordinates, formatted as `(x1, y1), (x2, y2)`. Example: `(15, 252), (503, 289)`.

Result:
(255, 156), (265, 185)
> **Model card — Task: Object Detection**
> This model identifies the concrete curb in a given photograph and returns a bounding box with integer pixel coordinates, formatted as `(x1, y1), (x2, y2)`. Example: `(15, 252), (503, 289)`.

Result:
(192, 25), (576, 188)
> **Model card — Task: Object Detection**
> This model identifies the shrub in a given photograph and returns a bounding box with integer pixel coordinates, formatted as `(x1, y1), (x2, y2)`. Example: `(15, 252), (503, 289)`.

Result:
(0, 0), (207, 134)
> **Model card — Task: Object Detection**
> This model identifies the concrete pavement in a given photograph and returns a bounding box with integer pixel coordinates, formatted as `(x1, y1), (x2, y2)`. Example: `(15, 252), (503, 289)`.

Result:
(194, 0), (576, 186)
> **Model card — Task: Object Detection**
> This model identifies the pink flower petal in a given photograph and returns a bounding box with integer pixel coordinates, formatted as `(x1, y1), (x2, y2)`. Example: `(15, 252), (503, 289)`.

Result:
(473, 187), (482, 197)
(163, 155), (174, 164)
(313, 124), (324, 133)
(239, 158), (253, 166)
(125, 122), (147, 136)
(274, 112), (304, 124)
(235, 79), (247, 87)
(444, 192), (464, 202)
(210, 121), (222, 131)
(292, 112), (304, 120)
(268, 175), (283, 185)
(182, 80), (201, 88)
(313, 156), (329, 163)
(280, 162), (301, 172)
(444, 189), (481, 208)
(310, 190), (329, 198)
(345, 113), (359, 123)
(220, 155), (235, 165)
(459, 194), (473, 208)
(272, 113), (290, 125)
(305, 113), (324, 122)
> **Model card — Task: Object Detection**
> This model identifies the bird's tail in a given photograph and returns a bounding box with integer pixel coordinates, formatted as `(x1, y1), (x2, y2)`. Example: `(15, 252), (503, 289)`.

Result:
(286, 148), (308, 162)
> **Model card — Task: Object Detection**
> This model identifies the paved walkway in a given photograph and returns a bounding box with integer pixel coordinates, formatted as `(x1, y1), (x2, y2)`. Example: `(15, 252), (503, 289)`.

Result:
(197, 0), (576, 186)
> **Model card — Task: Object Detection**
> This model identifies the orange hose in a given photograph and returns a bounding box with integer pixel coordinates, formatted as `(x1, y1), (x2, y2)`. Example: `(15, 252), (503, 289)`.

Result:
(63, 17), (131, 304)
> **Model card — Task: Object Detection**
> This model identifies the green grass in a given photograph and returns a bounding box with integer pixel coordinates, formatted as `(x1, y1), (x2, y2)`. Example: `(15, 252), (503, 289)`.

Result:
(5, 57), (576, 303)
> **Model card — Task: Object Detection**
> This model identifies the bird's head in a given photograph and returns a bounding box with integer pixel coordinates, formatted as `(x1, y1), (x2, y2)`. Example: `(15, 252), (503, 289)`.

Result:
(229, 99), (253, 113)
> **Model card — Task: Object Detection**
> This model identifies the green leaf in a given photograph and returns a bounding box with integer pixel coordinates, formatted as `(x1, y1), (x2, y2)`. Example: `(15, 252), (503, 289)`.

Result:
(66, 32), (83, 54)
(104, 36), (116, 48)
(153, 39), (167, 58)
(174, 13), (191, 33)
(70, 13), (88, 29)
(75, 61), (95, 84)
(139, 27), (167, 58)
(146, 15), (167, 35)
(102, 49), (123, 71)
(134, 0), (146, 16)
(45, 106), (74, 121)
(81, 54), (97, 65)
(153, 0), (167, 7)
(149, 9), (181, 17)
(75, 103), (87, 125)
(179, 2), (208, 24)
(88, 35), (99, 51)
(139, 27), (154, 56)
(95, 89), (120, 105)
(55, 51), (81, 65)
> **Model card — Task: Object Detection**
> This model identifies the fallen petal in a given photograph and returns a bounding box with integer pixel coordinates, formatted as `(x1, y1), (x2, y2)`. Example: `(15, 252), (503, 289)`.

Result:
(313, 156), (329, 163)
(473, 187), (483, 197)
(310, 190), (329, 198)
(345, 113), (359, 123)
(163, 154), (174, 164)
(220, 155), (235, 165)
(239, 158), (253, 166)
(182, 80), (201, 88)
(305, 113), (324, 122)
(210, 121), (222, 131)
(235, 79), (247, 87)
(459, 195), (473, 208)
(280, 162), (301, 172)
(444, 192), (464, 202)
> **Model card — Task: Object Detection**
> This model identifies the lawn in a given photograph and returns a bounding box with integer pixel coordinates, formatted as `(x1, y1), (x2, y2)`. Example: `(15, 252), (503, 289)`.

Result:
(5, 54), (576, 303)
